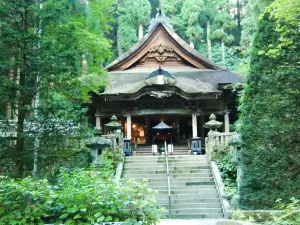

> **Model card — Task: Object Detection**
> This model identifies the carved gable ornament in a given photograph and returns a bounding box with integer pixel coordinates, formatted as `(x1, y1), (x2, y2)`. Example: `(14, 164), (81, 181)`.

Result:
(139, 43), (182, 65)
(145, 67), (176, 86)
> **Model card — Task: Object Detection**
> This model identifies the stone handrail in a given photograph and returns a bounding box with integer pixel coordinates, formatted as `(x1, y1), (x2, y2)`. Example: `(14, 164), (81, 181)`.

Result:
(205, 131), (237, 162)
(115, 159), (124, 182)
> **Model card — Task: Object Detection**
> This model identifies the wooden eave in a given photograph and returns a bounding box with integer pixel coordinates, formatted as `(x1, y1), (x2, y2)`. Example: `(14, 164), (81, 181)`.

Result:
(97, 86), (222, 102)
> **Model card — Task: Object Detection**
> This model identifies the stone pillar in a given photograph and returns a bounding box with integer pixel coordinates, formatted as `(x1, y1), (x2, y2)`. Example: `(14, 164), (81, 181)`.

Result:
(224, 111), (230, 133)
(200, 114), (205, 139)
(192, 114), (197, 137)
(126, 114), (132, 140)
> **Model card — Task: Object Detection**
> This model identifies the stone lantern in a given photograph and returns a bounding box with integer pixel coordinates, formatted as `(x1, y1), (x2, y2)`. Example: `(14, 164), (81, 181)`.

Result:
(104, 115), (123, 150)
(105, 115), (122, 134)
(85, 126), (111, 164)
(203, 113), (223, 132)
(229, 134), (243, 208)
(229, 134), (242, 165)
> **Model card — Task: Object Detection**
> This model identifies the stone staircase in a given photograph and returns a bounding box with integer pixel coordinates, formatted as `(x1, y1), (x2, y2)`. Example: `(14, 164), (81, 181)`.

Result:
(134, 145), (189, 156)
(122, 155), (224, 219)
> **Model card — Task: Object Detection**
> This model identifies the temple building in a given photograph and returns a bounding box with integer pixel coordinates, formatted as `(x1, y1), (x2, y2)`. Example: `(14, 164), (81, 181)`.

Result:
(90, 14), (244, 149)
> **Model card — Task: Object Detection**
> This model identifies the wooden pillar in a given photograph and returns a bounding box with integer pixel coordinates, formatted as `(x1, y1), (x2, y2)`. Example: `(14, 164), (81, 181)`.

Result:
(126, 114), (132, 140)
(121, 116), (125, 135)
(192, 114), (198, 137)
(96, 116), (101, 128)
(176, 116), (180, 143)
(95, 105), (101, 128)
(224, 111), (230, 133)
(145, 116), (150, 145)
(200, 114), (205, 139)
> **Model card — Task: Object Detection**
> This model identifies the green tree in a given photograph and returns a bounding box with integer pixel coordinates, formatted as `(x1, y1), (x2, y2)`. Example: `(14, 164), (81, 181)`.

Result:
(211, 0), (236, 65)
(239, 0), (300, 209)
(117, 0), (151, 54)
(211, 44), (241, 71)
(0, 0), (114, 177)
(181, 0), (204, 48)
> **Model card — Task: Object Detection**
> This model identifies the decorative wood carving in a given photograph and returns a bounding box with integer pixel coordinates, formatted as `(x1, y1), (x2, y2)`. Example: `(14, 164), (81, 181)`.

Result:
(139, 43), (183, 65)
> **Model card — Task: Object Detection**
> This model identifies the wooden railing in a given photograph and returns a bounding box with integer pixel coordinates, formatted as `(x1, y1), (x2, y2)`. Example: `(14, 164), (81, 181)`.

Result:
(205, 131), (237, 162)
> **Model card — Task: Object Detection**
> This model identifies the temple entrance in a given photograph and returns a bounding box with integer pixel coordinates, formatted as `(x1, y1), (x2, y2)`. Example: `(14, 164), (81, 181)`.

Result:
(128, 115), (194, 146)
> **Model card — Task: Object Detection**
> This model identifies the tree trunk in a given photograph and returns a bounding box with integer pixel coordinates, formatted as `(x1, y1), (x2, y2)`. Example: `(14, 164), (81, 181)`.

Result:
(16, 70), (26, 177)
(116, 0), (123, 56)
(236, 0), (242, 44)
(189, 40), (194, 49)
(221, 26), (225, 65)
(207, 20), (212, 60)
(138, 23), (143, 40)
(82, 54), (88, 76)
(6, 57), (14, 119)
(159, 0), (164, 15)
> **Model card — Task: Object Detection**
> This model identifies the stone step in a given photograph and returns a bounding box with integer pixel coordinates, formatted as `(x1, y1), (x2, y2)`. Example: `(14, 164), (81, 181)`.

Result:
(124, 158), (208, 163)
(123, 169), (212, 175)
(156, 189), (218, 196)
(123, 173), (213, 179)
(170, 208), (223, 214)
(170, 213), (224, 219)
(123, 165), (210, 170)
(156, 193), (220, 199)
(159, 203), (222, 209)
(125, 155), (207, 160)
(123, 162), (209, 167)
(124, 178), (214, 184)
(157, 197), (221, 204)
(145, 184), (216, 190)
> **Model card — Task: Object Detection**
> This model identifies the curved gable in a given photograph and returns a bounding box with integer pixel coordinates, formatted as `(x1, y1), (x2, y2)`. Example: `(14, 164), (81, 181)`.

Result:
(106, 22), (224, 71)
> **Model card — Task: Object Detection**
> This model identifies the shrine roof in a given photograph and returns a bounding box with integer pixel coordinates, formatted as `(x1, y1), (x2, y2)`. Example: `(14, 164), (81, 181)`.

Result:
(102, 68), (245, 95)
(105, 14), (224, 71)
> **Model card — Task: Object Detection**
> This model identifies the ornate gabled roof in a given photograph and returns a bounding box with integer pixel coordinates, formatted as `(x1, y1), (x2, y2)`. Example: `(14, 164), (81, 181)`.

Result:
(105, 14), (224, 71)
(100, 68), (245, 101)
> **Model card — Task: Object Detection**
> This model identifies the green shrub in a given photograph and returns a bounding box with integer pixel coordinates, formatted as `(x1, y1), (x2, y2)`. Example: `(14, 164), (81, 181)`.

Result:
(103, 148), (124, 169)
(0, 168), (164, 225)
(212, 145), (238, 201)
(231, 198), (300, 224)
(270, 198), (300, 225)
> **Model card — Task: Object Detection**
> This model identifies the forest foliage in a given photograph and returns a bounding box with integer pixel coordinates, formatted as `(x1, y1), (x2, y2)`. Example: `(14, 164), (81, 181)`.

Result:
(0, 0), (114, 177)
(0, 0), (299, 217)
(238, 0), (300, 209)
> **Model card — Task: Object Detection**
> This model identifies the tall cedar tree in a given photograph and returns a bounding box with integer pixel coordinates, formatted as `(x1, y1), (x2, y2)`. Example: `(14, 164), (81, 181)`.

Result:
(239, 4), (300, 208)
(117, 0), (151, 54)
